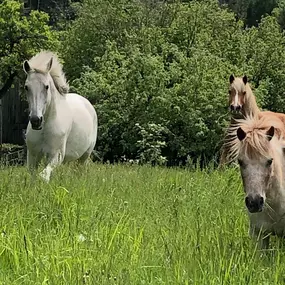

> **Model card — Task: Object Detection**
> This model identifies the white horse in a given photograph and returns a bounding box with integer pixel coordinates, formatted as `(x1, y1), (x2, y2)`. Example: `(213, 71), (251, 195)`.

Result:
(23, 51), (98, 182)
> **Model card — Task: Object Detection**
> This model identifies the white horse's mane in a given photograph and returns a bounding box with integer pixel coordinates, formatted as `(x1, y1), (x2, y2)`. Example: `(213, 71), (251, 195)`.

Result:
(27, 50), (69, 95)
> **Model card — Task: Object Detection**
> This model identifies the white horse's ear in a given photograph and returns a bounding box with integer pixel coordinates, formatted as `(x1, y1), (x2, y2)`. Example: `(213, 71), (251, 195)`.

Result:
(237, 127), (246, 141)
(46, 57), (53, 72)
(229, 74), (235, 84)
(266, 126), (275, 141)
(23, 60), (31, 74)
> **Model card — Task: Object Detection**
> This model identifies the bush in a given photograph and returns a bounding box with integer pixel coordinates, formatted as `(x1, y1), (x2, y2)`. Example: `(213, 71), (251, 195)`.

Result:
(63, 0), (285, 165)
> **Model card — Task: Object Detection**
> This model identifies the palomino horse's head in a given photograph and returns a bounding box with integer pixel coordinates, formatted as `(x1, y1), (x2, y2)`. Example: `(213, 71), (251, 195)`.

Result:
(226, 116), (285, 213)
(228, 74), (248, 113)
(23, 57), (54, 130)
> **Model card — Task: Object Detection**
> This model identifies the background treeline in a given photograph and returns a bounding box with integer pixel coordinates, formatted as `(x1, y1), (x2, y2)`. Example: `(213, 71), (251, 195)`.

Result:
(2, 0), (285, 166)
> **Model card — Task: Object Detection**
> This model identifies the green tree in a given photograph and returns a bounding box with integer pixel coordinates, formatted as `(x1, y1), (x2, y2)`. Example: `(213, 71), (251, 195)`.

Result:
(61, 0), (174, 80)
(0, 0), (59, 99)
(70, 1), (241, 164)
(62, 0), (285, 165)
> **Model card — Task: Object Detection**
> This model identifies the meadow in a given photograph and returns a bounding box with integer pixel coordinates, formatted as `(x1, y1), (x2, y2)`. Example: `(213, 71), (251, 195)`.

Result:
(0, 163), (285, 284)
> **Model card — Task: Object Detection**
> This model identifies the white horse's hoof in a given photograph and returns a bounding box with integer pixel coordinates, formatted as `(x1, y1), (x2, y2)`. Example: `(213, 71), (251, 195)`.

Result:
(39, 171), (50, 183)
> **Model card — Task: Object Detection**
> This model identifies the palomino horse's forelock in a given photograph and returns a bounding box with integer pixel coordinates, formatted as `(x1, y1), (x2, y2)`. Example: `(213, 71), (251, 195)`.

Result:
(225, 116), (285, 163)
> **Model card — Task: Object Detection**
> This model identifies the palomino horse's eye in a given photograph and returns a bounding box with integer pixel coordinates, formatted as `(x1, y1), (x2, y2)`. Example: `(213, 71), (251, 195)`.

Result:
(243, 91), (246, 95)
(238, 159), (245, 168)
(266, 158), (273, 167)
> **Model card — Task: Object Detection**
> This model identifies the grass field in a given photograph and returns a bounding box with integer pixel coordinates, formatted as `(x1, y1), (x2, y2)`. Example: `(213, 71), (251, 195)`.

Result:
(0, 163), (285, 284)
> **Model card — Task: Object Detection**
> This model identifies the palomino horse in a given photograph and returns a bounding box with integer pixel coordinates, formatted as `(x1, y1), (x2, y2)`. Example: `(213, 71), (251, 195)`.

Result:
(225, 115), (285, 249)
(23, 51), (98, 182)
(228, 74), (285, 122)
(220, 74), (285, 164)
(228, 75), (259, 118)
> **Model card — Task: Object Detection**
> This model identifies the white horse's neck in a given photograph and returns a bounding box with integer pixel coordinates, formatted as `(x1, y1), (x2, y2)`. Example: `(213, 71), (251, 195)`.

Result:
(44, 77), (63, 119)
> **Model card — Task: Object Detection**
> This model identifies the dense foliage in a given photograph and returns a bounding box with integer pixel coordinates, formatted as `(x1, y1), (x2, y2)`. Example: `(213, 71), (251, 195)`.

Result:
(59, 0), (285, 165)
(3, 0), (285, 166)
(0, 0), (58, 99)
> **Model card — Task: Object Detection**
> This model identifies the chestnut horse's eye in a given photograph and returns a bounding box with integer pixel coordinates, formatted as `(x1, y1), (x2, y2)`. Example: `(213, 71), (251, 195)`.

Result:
(228, 90), (231, 94)
(266, 158), (273, 167)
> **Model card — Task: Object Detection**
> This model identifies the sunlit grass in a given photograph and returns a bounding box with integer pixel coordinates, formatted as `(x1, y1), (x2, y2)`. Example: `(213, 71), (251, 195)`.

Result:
(0, 163), (285, 284)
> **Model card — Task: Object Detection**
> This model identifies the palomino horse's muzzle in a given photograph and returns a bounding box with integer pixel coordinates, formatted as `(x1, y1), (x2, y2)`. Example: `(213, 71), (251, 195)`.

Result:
(245, 195), (264, 213)
(230, 104), (242, 112)
(30, 115), (43, 130)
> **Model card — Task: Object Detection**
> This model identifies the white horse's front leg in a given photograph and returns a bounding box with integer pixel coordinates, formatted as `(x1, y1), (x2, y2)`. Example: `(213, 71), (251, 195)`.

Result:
(40, 151), (64, 182)
(27, 150), (41, 180)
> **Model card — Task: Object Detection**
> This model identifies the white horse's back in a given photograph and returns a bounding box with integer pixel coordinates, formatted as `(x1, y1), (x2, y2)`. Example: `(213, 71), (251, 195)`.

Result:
(64, 93), (97, 162)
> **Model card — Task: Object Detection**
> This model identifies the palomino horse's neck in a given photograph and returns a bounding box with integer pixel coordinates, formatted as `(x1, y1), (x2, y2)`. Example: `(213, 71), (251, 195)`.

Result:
(242, 85), (260, 119)
(265, 151), (285, 206)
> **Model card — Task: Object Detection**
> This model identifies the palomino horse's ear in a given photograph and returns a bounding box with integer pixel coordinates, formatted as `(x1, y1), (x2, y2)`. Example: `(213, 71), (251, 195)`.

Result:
(23, 60), (31, 74)
(46, 57), (53, 72)
(266, 126), (275, 141)
(237, 127), (246, 141)
(242, 75), (248, 85)
(229, 74), (235, 84)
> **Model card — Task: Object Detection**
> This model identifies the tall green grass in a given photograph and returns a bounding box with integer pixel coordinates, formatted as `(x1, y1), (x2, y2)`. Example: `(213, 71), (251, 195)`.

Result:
(0, 163), (284, 284)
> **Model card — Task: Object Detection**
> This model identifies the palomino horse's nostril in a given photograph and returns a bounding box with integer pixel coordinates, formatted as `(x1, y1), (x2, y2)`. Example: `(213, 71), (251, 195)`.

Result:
(245, 195), (264, 213)
(245, 196), (250, 208)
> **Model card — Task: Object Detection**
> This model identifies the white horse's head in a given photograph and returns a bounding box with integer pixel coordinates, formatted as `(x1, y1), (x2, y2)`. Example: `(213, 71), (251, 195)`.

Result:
(23, 58), (53, 130)
(225, 115), (285, 213)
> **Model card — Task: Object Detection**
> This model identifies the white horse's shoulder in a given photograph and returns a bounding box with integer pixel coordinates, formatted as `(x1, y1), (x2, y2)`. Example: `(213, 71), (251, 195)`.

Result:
(66, 93), (96, 114)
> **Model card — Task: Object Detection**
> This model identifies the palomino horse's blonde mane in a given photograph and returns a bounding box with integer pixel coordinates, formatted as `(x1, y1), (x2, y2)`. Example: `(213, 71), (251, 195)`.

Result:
(225, 115), (285, 162)
(27, 51), (69, 95)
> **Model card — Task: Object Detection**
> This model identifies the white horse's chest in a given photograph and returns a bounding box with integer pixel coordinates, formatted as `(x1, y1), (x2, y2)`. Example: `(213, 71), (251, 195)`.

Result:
(26, 118), (69, 154)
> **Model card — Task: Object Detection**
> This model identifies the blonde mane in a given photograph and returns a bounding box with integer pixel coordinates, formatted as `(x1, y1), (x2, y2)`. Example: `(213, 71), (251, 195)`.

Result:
(27, 51), (69, 95)
(224, 115), (285, 162)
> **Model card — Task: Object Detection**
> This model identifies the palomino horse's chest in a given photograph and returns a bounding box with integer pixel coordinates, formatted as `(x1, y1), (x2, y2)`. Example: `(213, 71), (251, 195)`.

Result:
(250, 208), (285, 237)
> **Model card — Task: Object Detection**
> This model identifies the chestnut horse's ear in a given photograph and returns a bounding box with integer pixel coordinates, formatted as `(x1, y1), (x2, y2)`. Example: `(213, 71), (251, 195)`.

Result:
(229, 74), (235, 84)
(237, 127), (246, 141)
(23, 60), (31, 74)
(242, 75), (248, 85)
(266, 126), (275, 141)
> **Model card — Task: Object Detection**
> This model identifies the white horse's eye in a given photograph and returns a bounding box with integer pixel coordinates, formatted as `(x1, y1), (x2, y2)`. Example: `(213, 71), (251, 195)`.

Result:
(25, 85), (28, 91)
(45, 85), (49, 90)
